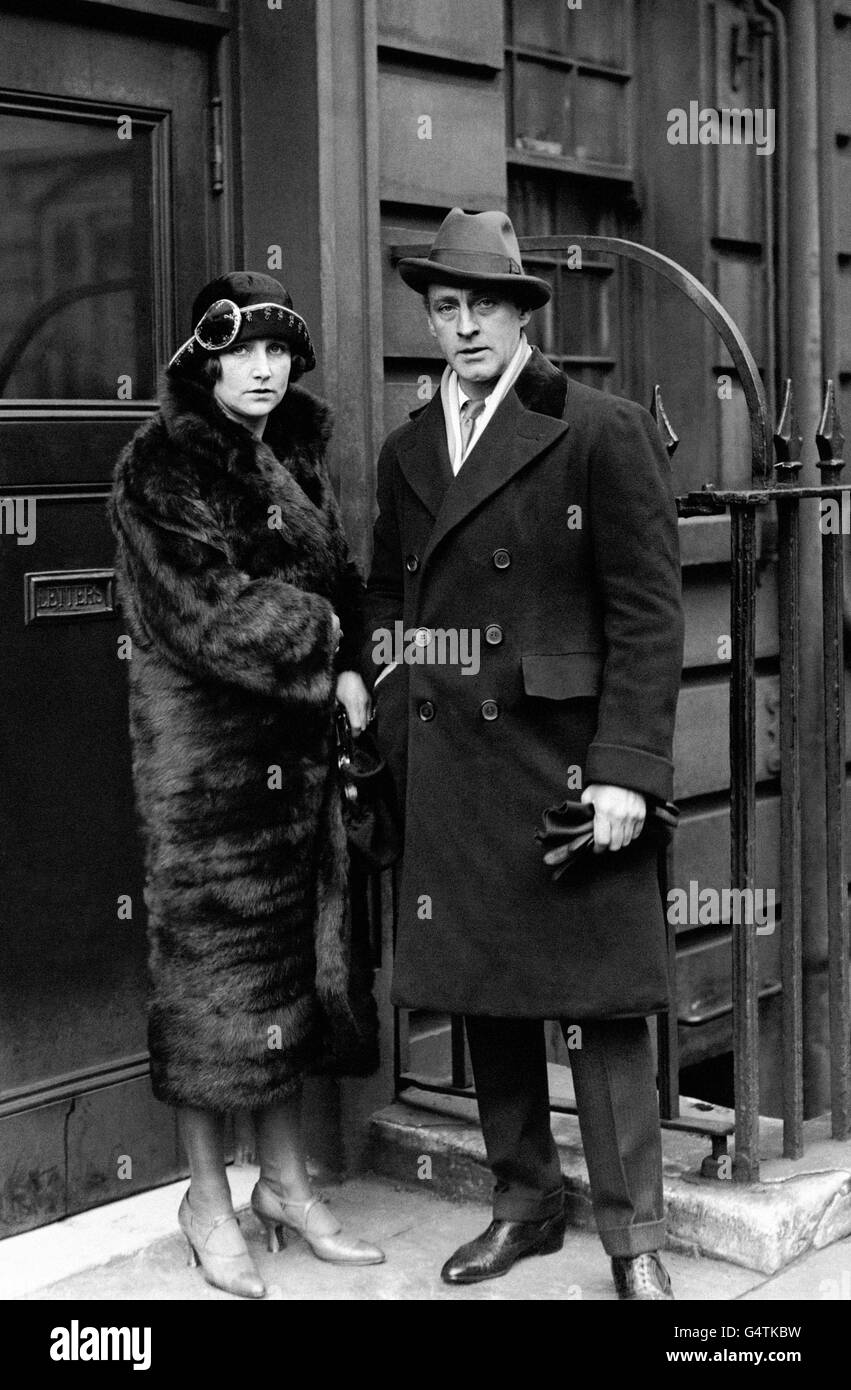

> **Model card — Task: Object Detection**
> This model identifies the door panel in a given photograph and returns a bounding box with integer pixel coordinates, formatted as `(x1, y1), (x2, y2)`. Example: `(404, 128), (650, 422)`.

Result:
(0, 414), (151, 485)
(0, 5), (226, 1236)
(0, 497), (147, 1093)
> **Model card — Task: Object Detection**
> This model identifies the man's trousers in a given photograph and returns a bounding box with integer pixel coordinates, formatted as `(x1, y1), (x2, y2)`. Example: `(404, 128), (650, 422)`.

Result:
(464, 1014), (666, 1258)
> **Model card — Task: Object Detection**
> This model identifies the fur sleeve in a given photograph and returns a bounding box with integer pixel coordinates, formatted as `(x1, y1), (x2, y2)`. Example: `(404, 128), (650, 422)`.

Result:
(110, 472), (337, 706)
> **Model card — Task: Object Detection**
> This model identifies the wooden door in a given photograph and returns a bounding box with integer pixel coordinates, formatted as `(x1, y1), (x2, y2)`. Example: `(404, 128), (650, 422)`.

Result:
(0, 2), (230, 1235)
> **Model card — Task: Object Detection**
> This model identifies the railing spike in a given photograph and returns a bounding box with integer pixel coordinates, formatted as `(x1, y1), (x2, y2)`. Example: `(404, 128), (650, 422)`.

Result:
(816, 379), (845, 464)
(773, 379), (802, 464)
(650, 385), (679, 459)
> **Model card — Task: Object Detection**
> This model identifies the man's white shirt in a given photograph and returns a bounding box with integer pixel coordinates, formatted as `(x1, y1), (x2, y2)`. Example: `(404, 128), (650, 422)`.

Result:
(441, 332), (533, 474)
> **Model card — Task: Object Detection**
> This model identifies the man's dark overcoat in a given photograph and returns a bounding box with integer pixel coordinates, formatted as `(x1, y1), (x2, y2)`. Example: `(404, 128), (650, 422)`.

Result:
(365, 348), (684, 1020)
(110, 370), (371, 1111)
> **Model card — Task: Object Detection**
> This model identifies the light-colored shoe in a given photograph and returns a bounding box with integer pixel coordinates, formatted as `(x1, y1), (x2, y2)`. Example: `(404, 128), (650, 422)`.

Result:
(251, 1179), (385, 1265)
(178, 1193), (266, 1298)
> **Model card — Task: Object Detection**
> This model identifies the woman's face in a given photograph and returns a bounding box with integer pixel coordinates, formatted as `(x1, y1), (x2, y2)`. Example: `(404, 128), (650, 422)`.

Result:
(213, 338), (291, 426)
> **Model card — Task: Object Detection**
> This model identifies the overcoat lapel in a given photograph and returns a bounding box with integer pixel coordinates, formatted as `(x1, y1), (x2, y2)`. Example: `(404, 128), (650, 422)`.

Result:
(397, 393), (454, 519)
(395, 347), (571, 568)
(420, 373), (569, 572)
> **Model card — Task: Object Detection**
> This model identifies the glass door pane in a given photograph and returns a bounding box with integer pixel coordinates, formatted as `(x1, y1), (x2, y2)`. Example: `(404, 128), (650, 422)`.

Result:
(511, 59), (572, 155)
(0, 110), (156, 400)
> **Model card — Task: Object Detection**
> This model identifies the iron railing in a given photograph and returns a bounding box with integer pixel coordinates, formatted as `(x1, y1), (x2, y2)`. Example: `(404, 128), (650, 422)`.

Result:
(679, 380), (851, 1177)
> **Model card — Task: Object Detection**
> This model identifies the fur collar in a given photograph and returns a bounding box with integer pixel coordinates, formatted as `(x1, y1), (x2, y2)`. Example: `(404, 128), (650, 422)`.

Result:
(115, 369), (336, 535)
(157, 368), (334, 469)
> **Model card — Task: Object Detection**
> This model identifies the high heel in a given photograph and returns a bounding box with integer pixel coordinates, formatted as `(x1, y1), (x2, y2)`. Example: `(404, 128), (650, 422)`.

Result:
(178, 1193), (266, 1298)
(257, 1210), (288, 1255)
(251, 1180), (385, 1266)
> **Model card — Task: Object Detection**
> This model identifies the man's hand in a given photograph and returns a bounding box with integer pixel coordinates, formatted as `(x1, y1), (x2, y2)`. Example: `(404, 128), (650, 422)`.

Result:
(336, 670), (371, 736)
(581, 784), (645, 853)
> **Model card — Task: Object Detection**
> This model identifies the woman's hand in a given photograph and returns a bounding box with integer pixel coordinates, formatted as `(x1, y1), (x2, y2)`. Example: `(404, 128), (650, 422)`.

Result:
(336, 670), (371, 736)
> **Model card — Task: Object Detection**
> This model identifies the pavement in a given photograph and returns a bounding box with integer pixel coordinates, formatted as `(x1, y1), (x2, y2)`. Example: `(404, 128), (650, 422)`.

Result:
(4, 1165), (851, 1301)
(369, 1072), (851, 1275)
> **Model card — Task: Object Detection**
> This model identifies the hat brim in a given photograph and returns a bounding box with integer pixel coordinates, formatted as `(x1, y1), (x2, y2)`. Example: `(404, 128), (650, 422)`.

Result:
(398, 257), (552, 310)
(168, 309), (316, 373)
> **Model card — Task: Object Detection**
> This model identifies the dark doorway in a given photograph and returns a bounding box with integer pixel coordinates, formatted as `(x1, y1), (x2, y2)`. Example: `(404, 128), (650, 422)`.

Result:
(0, 2), (230, 1236)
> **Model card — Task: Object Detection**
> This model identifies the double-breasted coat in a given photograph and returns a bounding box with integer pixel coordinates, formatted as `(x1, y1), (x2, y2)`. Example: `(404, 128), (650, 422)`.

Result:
(364, 347), (684, 1020)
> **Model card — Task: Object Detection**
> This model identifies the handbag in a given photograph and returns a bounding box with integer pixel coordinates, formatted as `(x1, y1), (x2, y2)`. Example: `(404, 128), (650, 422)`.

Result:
(535, 795), (679, 880)
(335, 705), (402, 871)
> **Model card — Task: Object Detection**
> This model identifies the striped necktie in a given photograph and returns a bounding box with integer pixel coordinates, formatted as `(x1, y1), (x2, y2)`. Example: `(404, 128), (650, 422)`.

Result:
(459, 397), (487, 456)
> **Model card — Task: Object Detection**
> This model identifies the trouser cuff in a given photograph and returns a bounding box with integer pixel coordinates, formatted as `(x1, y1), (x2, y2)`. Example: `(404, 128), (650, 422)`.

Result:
(598, 1217), (667, 1258)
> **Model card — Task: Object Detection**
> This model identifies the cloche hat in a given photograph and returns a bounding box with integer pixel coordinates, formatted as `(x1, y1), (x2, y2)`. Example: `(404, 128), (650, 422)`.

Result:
(168, 270), (315, 372)
(397, 208), (551, 309)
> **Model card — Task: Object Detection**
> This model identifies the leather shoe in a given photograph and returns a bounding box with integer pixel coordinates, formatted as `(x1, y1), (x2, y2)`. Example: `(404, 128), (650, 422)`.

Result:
(611, 1251), (674, 1300)
(441, 1214), (566, 1285)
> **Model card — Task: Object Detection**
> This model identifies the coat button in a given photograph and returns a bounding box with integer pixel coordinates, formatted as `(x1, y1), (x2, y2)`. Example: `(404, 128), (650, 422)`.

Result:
(418, 700), (435, 721)
(492, 548), (511, 570)
(405, 553), (420, 573)
(414, 627), (432, 648)
(484, 624), (503, 646)
(481, 700), (500, 721)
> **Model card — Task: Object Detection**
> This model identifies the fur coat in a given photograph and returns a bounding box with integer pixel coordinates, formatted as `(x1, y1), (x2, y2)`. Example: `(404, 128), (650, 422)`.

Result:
(110, 369), (373, 1111)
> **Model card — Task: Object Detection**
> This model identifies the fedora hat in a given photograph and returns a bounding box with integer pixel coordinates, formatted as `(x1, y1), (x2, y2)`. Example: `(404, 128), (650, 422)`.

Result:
(397, 209), (551, 309)
(168, 270), (315, 372)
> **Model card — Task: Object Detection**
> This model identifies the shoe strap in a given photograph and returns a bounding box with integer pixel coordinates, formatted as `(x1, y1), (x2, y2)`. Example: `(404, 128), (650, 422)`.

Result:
(203, 1210), (239, 1233)
(186, 1202), (244, 1250)
(282, 1193), (341, 1235)
(185, 1196), (238, 1232)
(283, 1194), (321, 1223)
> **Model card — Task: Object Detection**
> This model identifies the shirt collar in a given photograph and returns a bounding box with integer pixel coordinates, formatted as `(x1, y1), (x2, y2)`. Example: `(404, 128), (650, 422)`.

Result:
(455, 332), (530, 409)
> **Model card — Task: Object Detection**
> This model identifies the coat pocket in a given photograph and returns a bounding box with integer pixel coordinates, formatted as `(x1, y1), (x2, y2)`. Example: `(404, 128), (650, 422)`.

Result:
(521, 651), (604, 700)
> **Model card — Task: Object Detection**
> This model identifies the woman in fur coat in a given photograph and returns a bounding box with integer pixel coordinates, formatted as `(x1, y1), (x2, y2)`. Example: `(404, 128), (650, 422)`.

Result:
(110, 272), (384, 1297)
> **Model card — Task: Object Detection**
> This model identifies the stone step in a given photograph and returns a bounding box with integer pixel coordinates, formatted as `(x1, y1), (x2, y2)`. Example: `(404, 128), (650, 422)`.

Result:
(367, 1065), (851, 1275)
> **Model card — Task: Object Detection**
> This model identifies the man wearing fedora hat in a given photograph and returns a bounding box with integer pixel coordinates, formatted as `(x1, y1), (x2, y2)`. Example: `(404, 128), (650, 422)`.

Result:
(365, 209), (684, 1298)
